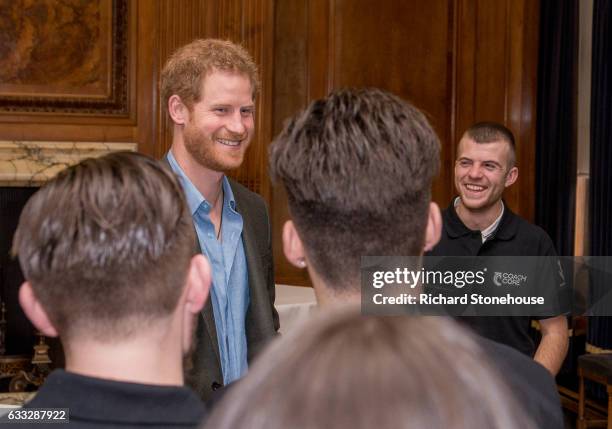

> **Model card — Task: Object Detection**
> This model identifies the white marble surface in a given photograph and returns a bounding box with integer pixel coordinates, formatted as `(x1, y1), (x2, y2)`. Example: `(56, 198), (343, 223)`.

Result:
(0, 141), (136, 186)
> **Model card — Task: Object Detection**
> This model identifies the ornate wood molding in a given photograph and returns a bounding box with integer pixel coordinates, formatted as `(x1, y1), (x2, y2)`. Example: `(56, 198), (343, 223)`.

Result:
(0, 0), (130, 116)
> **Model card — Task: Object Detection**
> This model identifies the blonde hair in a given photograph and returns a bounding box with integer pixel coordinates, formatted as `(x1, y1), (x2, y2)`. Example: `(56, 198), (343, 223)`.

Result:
(204, 310), (535, 429)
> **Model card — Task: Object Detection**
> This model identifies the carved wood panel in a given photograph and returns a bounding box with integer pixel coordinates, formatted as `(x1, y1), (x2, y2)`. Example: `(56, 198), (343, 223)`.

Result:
(0, 0), (150, 152)
(0, 0), (129, 116)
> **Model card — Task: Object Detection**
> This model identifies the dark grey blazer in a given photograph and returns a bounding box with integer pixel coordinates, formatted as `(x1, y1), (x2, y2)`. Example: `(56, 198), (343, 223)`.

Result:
(163, 157), (279, 401)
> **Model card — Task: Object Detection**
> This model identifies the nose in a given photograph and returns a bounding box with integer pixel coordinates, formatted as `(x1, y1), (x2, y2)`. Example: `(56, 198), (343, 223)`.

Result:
(225, 111), (247, 136)
(467, 164), (483, 179)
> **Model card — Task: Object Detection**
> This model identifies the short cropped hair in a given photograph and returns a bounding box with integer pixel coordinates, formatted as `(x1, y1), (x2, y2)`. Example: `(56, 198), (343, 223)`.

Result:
(269, 88), (440, 291)
(12, 152), (194, 341)
(203, 310), (535, 429)
(464, 121), (516, 167)
(160, 38), (260, 115)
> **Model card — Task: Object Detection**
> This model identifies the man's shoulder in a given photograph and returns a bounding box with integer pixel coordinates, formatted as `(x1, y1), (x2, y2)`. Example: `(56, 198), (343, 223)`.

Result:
(478, 337), (563, 428)
(501, 209), (556, 253)
(227, 177), (260, 199)
(507, 211), (549, 237)
(481, 336), (550, 379)
(23, 370), (207, 428)
(228, 178), (268, 213)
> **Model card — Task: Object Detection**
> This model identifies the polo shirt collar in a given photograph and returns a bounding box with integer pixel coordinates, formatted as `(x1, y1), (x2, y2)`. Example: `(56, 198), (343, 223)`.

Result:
(445, 198), (519, 241)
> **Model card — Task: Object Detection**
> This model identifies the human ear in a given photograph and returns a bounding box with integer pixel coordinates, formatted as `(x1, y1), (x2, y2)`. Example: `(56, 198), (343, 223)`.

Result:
(185, 254), (211, 315)
(18, 282), (58, 337)
(282, 220), (307, 269)
(168, 95), (190, 126)
(423, 202), (442, 252)
(181, 255), (211, 354)
(505, 166), (518, 187)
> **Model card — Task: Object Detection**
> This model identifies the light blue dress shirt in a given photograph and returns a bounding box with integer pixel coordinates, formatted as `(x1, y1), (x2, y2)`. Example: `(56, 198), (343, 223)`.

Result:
(167, 151), (249, 384)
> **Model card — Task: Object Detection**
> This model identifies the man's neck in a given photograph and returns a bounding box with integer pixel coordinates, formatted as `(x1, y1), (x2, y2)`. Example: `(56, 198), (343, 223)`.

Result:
(311, 263), (423, 308)
(63, 330), (184, 386)
(456, 199), (503, 231)
(171, 140), (224, 205)
(315, 287), (361, 307)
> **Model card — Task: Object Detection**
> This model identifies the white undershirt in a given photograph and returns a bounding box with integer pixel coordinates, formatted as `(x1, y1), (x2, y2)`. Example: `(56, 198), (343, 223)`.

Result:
(454, 197), (505, 243)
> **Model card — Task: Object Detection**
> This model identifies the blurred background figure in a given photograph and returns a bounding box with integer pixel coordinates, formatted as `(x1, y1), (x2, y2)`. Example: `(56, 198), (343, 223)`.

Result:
(203, 309), (535, 429)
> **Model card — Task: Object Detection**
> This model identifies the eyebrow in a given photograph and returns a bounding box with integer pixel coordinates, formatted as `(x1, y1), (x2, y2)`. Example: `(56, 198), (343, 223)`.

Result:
(457, 157), (503, 168)
(208, 103), (255, 109)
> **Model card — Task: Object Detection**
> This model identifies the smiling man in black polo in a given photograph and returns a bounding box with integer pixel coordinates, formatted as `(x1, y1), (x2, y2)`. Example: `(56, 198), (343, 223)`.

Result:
(428, 122), (569, 376)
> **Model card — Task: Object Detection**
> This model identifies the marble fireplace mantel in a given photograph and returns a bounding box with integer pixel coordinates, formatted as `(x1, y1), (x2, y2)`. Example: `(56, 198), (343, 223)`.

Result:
(0, 141), (137, 187)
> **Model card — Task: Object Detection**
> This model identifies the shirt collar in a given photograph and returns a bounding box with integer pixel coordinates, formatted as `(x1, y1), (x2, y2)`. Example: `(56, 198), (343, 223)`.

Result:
(446, 197), (516, 241)
(167, 150), (237, 216)
(222, 175), (238, 213)
(452, 197), (504, 242)
(29, 370), (206, 425)
(481, 202), (504, 241)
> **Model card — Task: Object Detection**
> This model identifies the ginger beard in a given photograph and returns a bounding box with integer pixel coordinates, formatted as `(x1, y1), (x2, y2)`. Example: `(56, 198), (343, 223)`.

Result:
(183, 119), (252, 173)
(180, 70), (255, 173)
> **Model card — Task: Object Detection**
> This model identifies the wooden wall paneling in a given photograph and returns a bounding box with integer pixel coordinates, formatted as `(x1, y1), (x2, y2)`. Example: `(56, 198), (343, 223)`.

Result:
(307, 0), (332, 100)
(135, 0), (156, 156)
(272, 0), (311, 285)
(473, 0), (508, 123)
(455, 0), (508, 146)
(272, 0), (457, 285)
(156, 0), (215, 158)
(271, 0), (540, 285)
(217, 0), (242, 37)
(507, 0), (539, 222)
(454, 0), (475, 138)
(328, 0), (455, 207)
(222, 0), (275, 203)
(454, 0), (539, 221)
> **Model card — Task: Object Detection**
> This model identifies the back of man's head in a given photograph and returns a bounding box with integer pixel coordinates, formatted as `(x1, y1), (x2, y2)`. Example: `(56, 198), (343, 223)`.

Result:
(269, 88), (440, 291)
(12, 152), (194, 342)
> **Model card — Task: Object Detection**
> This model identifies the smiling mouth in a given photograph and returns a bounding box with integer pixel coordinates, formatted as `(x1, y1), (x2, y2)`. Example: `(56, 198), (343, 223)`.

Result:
(216, 138), (242, 147)
(464, 183), (487, 192)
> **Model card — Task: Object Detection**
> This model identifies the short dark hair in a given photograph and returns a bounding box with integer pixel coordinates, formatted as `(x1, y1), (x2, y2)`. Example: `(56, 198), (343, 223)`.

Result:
(12, 152), (194, 341)
(464, 122), (516, 167)
(269, 88), (440, 291)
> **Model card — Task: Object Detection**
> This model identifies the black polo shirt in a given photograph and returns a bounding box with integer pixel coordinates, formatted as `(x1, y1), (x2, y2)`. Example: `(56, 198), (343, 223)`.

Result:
(427, 201), (559, 357)
(15, 370), (207, 428)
